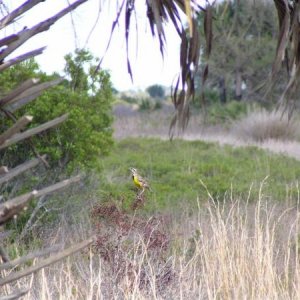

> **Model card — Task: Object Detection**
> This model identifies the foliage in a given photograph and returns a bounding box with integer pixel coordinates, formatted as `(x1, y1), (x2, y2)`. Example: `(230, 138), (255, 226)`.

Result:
(198, 0), (278, 102)
(146, 84), (165, 99)
(0, 49), (114, 171)
(192, 89), (219, 108)
(99, 138), (300, 210)
(119, 94), (138, 104)
(139, 98), (162, 111)
(139, 98), (152, 111)
(192, 89), (249, 124)
(205, 100), (249, 124)
(0, 59), (49, 95)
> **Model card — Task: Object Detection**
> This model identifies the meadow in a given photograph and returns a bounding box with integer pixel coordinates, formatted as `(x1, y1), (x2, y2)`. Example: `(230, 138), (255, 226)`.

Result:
(99, 138), (300, 209)
(3, 106), (300, 299)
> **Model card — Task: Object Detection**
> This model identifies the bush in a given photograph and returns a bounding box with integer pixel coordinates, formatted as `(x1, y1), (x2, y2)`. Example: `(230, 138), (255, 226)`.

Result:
(120, 94), (138, 104)
(139, 98), (152, 110)
(231, 109), (300, 142)
(205, 100), (248, 124)
(0, 49), (114, 171)
(146, 84), (165, 99)
(192, 89), (219, 109)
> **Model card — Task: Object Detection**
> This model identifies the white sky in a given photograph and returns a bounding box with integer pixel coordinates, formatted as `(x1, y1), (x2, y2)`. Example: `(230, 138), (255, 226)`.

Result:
(4, 0), (190, 91)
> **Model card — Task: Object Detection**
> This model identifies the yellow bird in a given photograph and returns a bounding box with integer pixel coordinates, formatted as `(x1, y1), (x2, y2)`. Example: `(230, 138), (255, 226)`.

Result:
(129, 167), (151, 192)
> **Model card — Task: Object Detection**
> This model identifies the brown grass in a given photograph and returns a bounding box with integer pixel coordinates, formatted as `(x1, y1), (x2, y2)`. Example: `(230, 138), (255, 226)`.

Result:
(231, 109), (300, 142)
(113, 109), (223, 140)
(112, 108), (300, 163)
(2, 183), (300, 299)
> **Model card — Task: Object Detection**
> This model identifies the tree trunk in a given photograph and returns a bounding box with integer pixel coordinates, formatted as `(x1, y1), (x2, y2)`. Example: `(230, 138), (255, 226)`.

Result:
(234, 69), (242, 101)
(218, 76), (227, 104)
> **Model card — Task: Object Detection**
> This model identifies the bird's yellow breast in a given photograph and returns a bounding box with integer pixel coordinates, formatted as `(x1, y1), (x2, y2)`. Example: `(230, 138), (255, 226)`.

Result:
(132, 175), (142, 188)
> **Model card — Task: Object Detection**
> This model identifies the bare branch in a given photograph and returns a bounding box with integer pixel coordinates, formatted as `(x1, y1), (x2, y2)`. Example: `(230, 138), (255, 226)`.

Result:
(0, 288), (29, 300)
(0, 236), (95, 286)
(0, 0), (88, 62)
(0, 166), (8, 175)
(8, 78), (64, 112)
(0, 0), (46, 29)
(35, 175), (81, 198)
(0, 115), (33, 145)
(0, 191), (37, 225)
(0, 175), (81, 225)
(0, 244), (63, 270)
(0, 114), (68, 150)
(0, 245), (10, 262)
(0, 79), (40, 106)
(0, 47), (46, 72)
(0, 34), (18, 48)
(0, 155), (46, 185)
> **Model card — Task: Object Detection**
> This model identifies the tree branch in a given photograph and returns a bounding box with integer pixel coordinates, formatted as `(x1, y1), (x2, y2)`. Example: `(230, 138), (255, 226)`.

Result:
(0, 288), (29, 300)
(0, 166), (8, 175)
(0, 175), (81, 225)
(0, 245), (10, 262)
(0, 0), (46, 29)
(0, 115), (33, 145)
(0, 244), (63, 270)
(0, 0), (88, 61)
(0, 191), (37, 225)
(8, 78), (64, 112)
(0, 114), (68, 150)
(0, 47), (46, 72)
(0, 155), (46, 185)
(0, 79), (40, 106)
(0, 236), (95, 286)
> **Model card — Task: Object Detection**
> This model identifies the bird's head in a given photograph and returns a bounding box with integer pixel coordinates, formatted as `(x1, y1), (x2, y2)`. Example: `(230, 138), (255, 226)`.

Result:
(129, 167), (137, 175)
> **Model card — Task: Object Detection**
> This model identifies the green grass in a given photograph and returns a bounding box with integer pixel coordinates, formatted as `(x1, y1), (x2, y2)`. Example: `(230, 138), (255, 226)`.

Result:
(98, 138), (300, 210)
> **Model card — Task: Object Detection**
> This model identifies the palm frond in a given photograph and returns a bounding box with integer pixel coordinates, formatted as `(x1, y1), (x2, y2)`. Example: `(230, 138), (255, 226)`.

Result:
(273, 0), (300, 113)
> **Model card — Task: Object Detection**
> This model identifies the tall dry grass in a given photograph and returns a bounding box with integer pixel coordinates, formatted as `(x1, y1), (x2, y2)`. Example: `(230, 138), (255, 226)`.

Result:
(231, 109), (300, 142)
(2, 184), (300, 299)
(113, 108), (300, 162)
(113, 109), (223, 140)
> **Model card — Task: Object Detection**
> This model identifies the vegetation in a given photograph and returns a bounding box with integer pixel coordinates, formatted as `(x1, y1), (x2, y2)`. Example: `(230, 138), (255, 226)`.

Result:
(232, 108), (300, 142)
(4, 1), (300, 299)
(5, 182), (300, 299)
(146, 84), (165, 99)
(0, 49), (114, 171)
(197, 0), (277, 103)
(98, 138), (300, 210)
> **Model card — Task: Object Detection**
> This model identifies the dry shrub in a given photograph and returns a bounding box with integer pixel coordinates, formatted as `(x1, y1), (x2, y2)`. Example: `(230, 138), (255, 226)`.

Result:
(231, 109), (300, 142)
(3, 184), (300, 299)
(113, 109), (205, 139)
(91, 193), (173, 295)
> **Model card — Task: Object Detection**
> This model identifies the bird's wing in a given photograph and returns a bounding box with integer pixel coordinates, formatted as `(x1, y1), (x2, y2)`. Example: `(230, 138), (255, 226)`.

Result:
(137, 175), (149, 187)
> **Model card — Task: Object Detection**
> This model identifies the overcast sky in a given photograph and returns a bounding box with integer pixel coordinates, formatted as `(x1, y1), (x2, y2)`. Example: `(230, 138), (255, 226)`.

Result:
(4, 0), (191, 91)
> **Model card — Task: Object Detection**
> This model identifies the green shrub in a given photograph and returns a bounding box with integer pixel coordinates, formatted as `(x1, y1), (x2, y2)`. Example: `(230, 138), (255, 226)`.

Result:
(0, 49), (114, 171)
(206, 100), (248, 124)
(146, 84), (165, 99)
(139, 98), (152, 111)
(99, 138), (300, 210)
(120, 94), (138, 104)
(192, 89), (219, 109)
(154, 101), (162, 110)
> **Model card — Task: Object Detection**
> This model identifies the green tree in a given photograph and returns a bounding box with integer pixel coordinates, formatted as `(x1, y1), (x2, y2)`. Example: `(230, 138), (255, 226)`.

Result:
(146, 84), (165, 99)
(198, 0), (278, 102)
(1, 49), (114, 171)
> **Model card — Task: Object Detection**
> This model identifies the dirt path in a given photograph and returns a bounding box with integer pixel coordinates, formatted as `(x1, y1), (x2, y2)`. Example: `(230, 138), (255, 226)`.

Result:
(113, 110), (300, 161)
(182, 131), (300, 161)
(114, 127), (300, 161)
